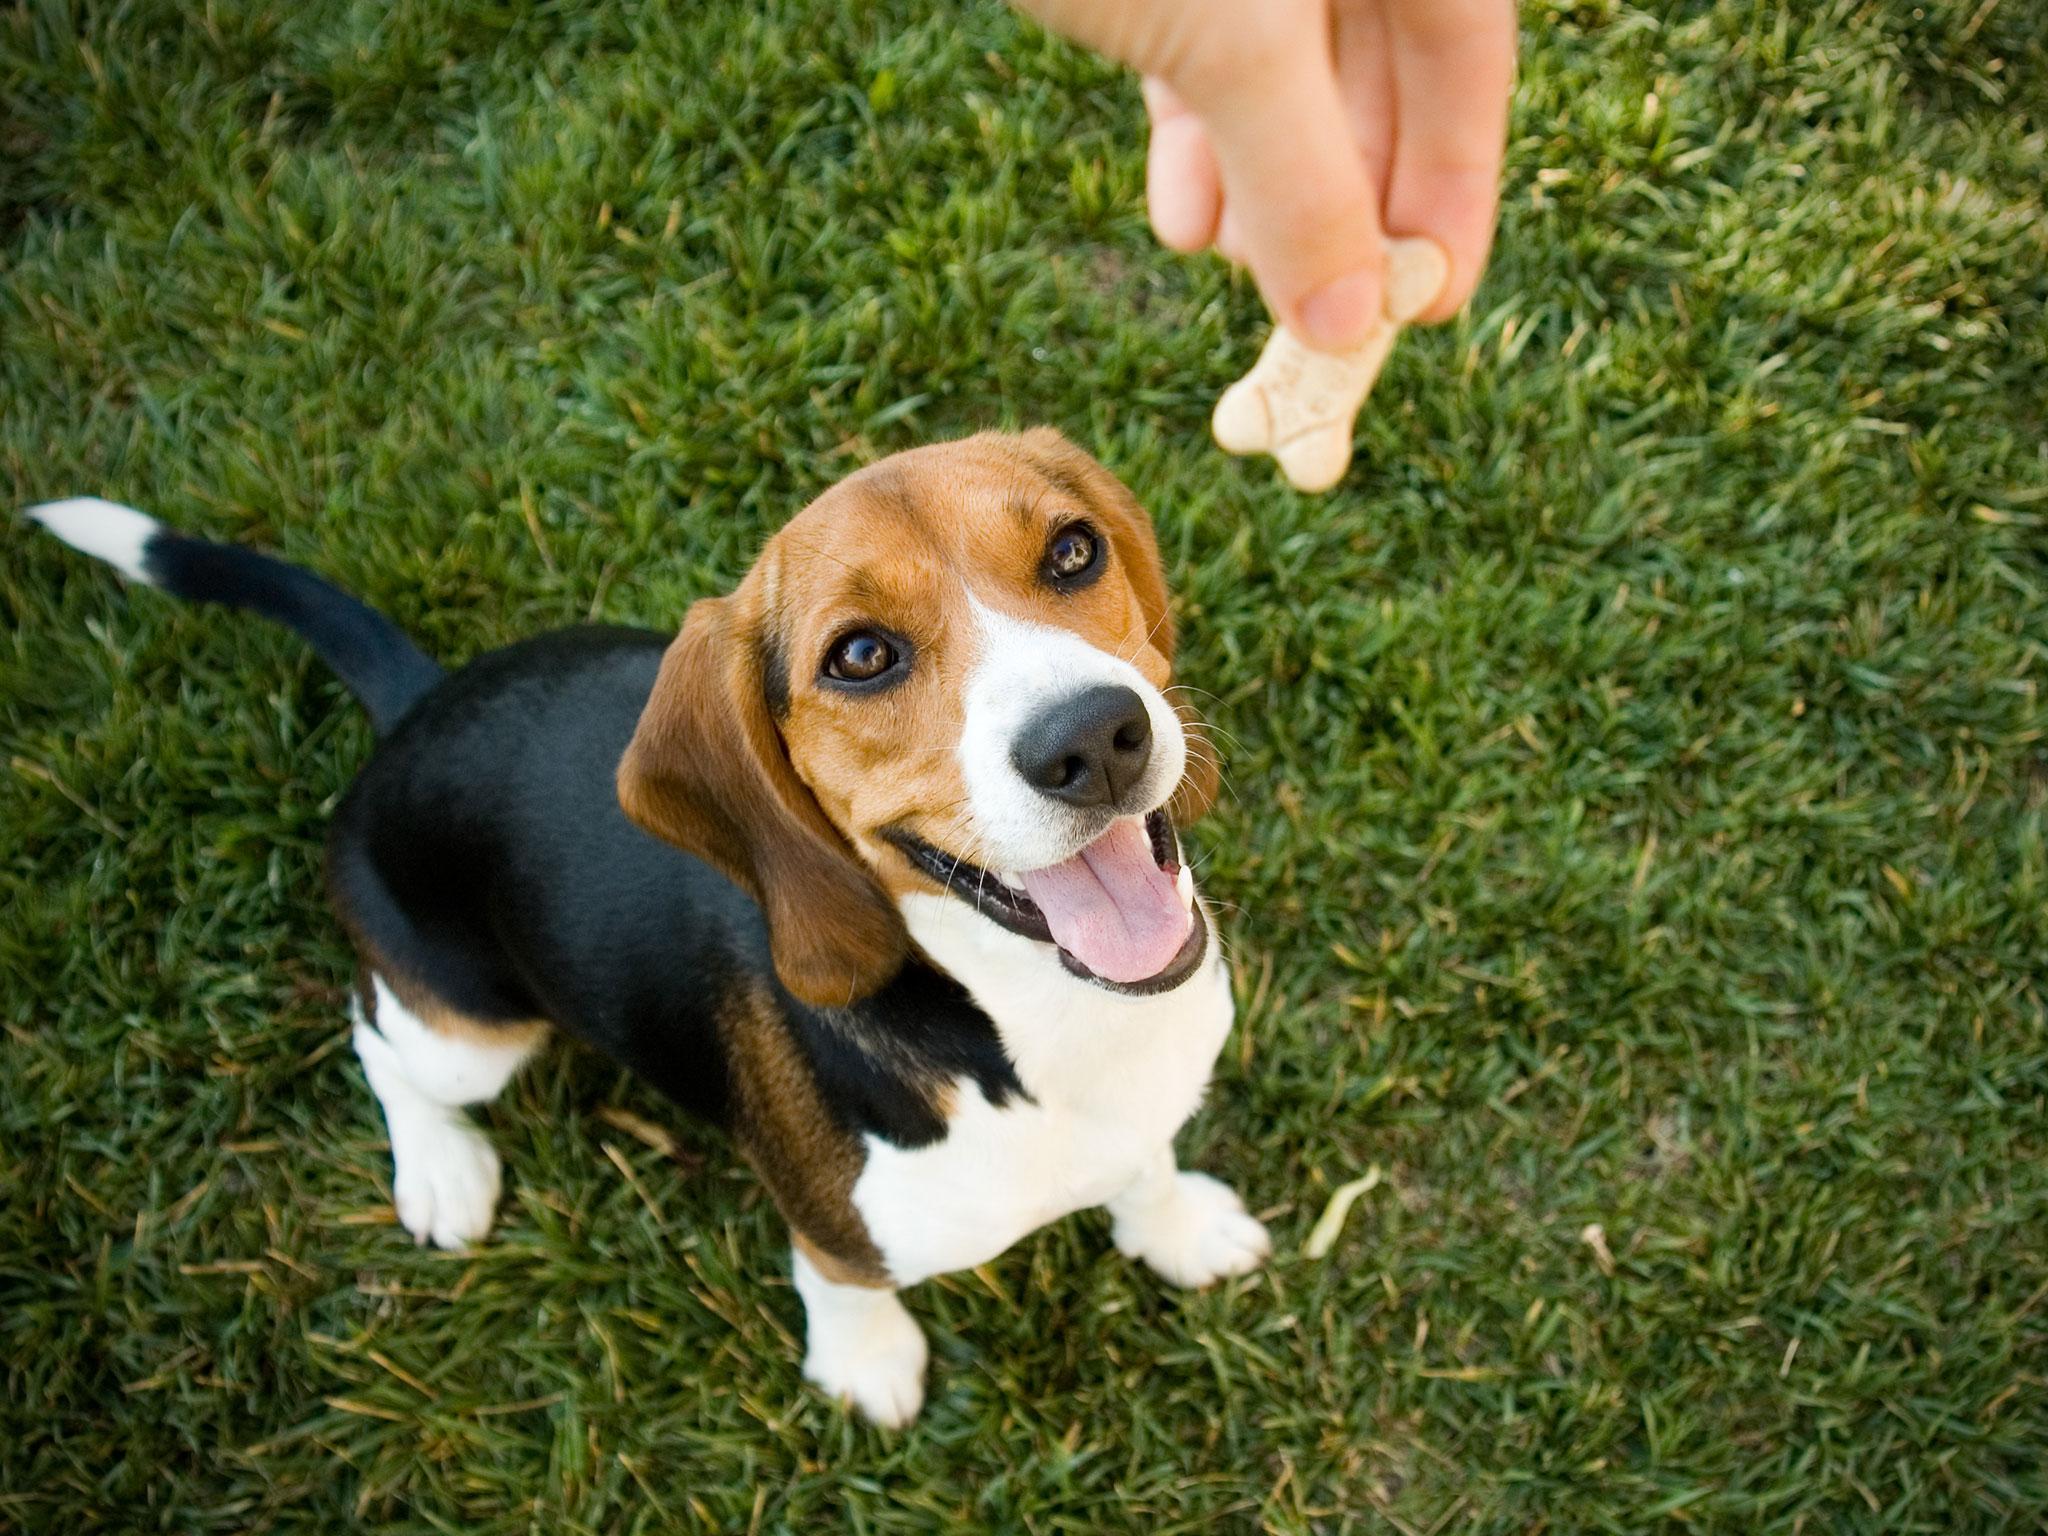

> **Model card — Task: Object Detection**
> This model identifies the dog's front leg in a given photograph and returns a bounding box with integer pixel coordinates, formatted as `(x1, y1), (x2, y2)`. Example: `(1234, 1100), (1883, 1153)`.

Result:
(791, 1244), (928, 1428)
(1104, 1147), (1272, 1290)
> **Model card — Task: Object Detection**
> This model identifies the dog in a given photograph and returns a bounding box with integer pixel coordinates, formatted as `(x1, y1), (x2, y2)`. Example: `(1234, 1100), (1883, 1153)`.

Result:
(29, 429), (1269, 1427)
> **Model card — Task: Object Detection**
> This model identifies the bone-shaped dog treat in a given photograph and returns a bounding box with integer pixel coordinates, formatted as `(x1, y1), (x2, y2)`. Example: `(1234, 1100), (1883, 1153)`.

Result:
(1212, 237), (1449, 493)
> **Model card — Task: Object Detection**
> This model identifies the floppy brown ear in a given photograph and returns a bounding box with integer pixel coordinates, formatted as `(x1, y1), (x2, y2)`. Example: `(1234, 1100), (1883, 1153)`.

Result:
(617, 592), (908, 1006)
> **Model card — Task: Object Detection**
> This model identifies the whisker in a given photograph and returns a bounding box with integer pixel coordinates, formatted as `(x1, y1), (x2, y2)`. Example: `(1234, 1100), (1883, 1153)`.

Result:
(1178, 718), (1245, 755)
(1115, 601), (1176, 669)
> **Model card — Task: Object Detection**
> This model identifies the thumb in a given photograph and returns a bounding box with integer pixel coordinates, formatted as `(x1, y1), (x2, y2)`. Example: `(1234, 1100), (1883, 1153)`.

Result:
(1177, 39), (1386, 351)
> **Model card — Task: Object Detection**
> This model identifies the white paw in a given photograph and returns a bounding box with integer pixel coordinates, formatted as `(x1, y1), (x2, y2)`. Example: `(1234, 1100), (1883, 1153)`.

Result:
(1114, 1171), (1272, 1289)
(803, 1297), (929, 1429)
(390, 1108), (502, 1250)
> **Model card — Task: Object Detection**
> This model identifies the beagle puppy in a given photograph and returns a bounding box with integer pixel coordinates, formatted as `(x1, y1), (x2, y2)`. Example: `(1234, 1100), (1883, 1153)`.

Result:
(30, 430), (1269, 1427)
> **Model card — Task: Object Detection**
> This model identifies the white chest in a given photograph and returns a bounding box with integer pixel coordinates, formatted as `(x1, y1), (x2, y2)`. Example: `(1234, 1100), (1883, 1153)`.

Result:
(852, 894), (1235, 1285)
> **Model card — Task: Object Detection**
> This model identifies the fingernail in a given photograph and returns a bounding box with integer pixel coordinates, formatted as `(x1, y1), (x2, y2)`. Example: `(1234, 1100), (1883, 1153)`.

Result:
(1298, 269), (1379, 352)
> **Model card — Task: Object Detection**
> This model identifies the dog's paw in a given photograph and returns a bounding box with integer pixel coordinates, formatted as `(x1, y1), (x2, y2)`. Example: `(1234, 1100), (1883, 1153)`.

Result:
(804, 1296), (929, 1429)
(390, 1108), (502, 1250)
(1113, 1170), (1271, 1289)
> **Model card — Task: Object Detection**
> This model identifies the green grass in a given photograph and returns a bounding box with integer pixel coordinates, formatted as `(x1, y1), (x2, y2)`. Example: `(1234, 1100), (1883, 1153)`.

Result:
(4, 0), (2046, 1529)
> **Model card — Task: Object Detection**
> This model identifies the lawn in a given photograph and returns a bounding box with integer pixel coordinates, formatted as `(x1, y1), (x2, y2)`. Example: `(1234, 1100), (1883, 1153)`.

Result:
(3, 0), (2046, 1529)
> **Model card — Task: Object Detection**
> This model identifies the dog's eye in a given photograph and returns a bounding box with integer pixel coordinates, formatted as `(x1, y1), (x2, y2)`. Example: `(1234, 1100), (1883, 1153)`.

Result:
(1043, 522), (1101, 585)
(824, 631), (898, 683)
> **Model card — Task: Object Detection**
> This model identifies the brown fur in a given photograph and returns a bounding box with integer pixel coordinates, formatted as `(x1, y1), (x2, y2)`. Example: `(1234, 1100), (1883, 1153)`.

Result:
(618, 429), (1215, 989)
(719, 978), (891, 1285)
(347, 942), (550, 1050)
(617, 584), (909, 1007)
(791, 1230), (891, 1290)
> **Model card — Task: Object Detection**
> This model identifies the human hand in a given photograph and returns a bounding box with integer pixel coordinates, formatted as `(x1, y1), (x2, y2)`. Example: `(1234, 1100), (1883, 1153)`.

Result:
(1012, 0), (1514, 352)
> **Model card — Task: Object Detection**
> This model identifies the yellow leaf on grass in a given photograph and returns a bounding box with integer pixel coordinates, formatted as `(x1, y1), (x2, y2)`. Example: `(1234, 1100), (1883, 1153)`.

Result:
(1303, 1166), (1383, 1260)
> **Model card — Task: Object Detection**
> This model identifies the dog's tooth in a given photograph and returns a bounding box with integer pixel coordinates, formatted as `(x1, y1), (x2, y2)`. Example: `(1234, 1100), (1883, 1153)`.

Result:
(1176, 864), (1195, 911)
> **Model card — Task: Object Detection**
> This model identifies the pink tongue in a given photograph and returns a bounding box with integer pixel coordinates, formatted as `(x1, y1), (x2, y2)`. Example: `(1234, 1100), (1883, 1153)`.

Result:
(1018, 817), (1191, 983)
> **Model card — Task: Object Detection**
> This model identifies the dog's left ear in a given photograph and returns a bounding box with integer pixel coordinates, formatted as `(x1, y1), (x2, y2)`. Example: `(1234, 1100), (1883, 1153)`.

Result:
(617, 587), (909, 1006)
(1019, 428), (1220, 825)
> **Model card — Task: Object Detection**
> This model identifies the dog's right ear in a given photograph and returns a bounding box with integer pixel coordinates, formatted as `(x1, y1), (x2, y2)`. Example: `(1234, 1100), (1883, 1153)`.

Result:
(617, 591), (909, 1006)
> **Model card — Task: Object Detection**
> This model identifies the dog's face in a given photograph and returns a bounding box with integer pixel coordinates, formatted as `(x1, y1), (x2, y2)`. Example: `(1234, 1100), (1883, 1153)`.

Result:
(619, 430), (1217, 1006)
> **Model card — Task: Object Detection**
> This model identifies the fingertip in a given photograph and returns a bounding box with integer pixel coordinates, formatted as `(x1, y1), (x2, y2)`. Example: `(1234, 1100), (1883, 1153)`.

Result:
(1407, 241), (1477, 324)
(1386, 178), (1501, 323)
(1414, 269), (1475, 325)
(1429, 225), (1500, 321)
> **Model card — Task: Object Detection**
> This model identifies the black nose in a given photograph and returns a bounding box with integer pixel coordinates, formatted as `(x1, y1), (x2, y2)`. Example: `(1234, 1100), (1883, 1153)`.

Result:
(1011, 684), (1154, 809)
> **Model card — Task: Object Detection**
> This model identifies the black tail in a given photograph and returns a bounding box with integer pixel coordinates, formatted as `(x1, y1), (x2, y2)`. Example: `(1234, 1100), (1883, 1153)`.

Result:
(30, 498), (444, 736)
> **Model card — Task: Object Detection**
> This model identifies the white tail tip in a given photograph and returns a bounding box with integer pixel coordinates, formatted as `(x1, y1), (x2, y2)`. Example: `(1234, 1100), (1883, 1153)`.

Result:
(26, 497), (163, 585)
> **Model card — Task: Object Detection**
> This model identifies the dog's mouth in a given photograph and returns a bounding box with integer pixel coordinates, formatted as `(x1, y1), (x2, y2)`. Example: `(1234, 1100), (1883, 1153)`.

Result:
(885, 807), (1207, 995)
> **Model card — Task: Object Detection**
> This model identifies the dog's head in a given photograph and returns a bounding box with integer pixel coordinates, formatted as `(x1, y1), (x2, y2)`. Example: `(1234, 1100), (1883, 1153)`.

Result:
(618, 429), (1218, 1007)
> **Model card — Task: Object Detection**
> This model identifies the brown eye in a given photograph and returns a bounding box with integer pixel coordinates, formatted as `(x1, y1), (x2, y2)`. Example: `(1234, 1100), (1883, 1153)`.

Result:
(824, 630), (898, 684)
(1044, 522), (1100, 585)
